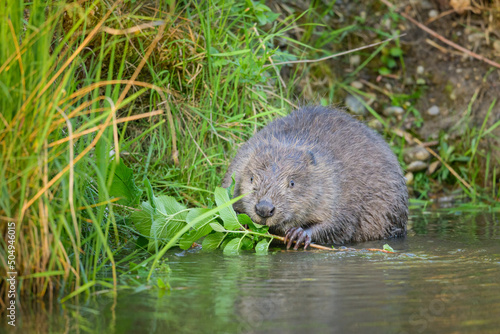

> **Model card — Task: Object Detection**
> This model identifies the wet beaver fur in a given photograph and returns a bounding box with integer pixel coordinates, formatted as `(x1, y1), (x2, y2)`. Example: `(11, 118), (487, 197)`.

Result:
(222, 106), (408, 249)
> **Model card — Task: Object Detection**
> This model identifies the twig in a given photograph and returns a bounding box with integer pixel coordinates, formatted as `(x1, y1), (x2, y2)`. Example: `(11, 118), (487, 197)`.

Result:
(379, 0), (500, 69)
(264, 34), (406, 68)
(96, 20), (166, 36)
(272, 235), (398, 254)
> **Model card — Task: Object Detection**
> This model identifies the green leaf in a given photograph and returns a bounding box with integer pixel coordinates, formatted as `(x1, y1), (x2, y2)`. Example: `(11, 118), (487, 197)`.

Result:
(131, 201), (159, 237)
(179, 223), (212, 250)
(255, 239), (271, 255)
(238, 213), (254, 226)
(226, 173), (236, 199)
(144, 177), (155, 210)
(223, 237), (242, 255)
(238, 214), (268, 233)
(383, 244), (394, 252)
(131, 196), (189, 252)
(214, 187), (241, 230)
(255, 12), (267, 25)
(378, 67), (391, 75)
(240, 236), (254, 250)
(135, 236), (148, 250)
(386, 58), (397, 69)
(389, 47), (403, 57)
(157, 278), (166, 289)
(209, 222), (226, 232)
(154, 195), (188, 220)
(146, 193), (247, 279)
(108, 160), (142, 206)
(202, 233), (226, 250)
(179, 208), (215, 250)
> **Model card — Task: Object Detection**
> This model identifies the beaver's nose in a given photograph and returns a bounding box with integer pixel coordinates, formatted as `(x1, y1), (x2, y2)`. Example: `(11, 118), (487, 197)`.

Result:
(255, 200), (275, 218)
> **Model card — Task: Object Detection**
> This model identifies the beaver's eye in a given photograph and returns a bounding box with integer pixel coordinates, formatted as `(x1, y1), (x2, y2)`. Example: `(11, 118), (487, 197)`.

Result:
(250, 176), (254, 183)
(289, 180), (295, 188)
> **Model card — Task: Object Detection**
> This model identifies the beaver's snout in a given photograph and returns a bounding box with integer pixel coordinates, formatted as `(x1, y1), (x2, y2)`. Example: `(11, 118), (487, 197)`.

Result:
(255, 200), (275, 218)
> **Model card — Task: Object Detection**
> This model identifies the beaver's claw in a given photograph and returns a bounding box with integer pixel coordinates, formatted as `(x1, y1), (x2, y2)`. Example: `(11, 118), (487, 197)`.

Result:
(284, 227), (312, 250)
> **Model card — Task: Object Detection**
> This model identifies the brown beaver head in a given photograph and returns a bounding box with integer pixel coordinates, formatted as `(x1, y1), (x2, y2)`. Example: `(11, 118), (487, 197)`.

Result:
(233, 144), (325, 229)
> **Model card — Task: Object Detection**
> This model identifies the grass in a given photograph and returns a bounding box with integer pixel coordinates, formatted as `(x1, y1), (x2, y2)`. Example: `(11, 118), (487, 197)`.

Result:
(1, 0), (499, 303)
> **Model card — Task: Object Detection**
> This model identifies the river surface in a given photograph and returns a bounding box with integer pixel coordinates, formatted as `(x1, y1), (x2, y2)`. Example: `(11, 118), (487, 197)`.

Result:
(6, 210), (500, 333)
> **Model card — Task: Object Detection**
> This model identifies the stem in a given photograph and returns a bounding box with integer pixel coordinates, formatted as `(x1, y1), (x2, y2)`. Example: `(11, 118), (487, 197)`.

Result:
(234, 228), (399, 254)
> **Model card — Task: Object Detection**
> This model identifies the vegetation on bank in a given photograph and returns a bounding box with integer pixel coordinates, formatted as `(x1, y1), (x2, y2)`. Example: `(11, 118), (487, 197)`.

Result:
(1, 0), (499, 302)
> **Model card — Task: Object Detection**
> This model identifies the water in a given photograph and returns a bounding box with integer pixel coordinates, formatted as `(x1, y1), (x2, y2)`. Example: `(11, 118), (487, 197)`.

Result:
(6, 211), (500, 333)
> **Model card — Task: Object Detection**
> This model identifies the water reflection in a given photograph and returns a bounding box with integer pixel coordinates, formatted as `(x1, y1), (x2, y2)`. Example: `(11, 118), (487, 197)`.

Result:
(3, 211), (500, 334)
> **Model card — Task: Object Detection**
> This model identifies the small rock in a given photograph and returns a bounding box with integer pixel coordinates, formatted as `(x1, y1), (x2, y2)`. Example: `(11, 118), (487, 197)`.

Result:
(404, 146), (430, 163)
(407, 160), (429, 172)
(449, 90), (457, 100)
(450, 0), (471, 14)
(368, 119), (383, 132)
(427, 105), (440, 116)
(420, 0), (433, 9)
(494, 40), (500, 52)
(416, 65), (425, 75)
(350, 55), (361, 67)
(428, 9), (438, 18)
(383, 106), (404, 117)
(405, 172), (414, 185)
(467, 32), (483, 43)
(427, 160), (441, 175)
(350, 80), (364, 89)
(404, 77), (414, 85)
(383, 18), (391, 30)
(345, 95), (366, 116)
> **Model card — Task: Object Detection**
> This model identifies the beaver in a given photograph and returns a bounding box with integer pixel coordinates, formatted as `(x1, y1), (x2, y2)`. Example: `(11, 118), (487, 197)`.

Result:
(222, 106), (408, 250)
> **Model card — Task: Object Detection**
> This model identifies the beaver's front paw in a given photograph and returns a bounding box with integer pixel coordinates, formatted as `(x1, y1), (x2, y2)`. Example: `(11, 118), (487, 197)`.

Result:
(284, 227), (312, 250)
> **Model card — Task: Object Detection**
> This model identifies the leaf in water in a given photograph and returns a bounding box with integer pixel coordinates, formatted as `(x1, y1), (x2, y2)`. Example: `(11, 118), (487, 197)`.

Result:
(214, 187), (241, 230)
(108, 160), (142, 206)
(202, 233), (226, 250)
(209, 222), (226, 232)
(383, 244), (394, 252)
(223, 237), (242, 255)
(255, 239), (271, 255)
(157, 278), (166, 289)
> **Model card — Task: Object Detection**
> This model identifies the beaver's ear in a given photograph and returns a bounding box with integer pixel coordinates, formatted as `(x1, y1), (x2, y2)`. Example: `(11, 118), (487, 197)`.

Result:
(307, 150), (316, 165)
